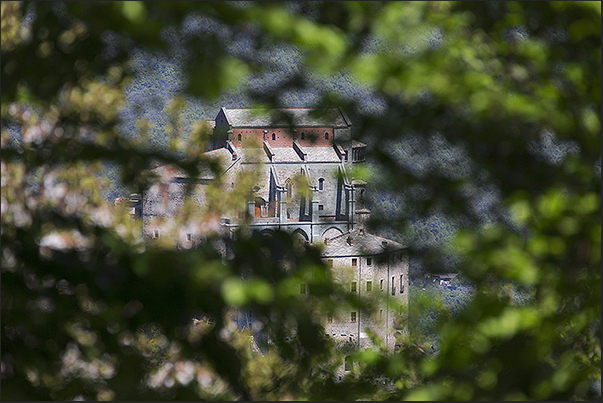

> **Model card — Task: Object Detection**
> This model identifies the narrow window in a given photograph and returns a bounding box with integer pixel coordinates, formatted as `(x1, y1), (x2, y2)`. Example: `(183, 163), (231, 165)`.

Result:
(154, 230), (159, 238)
(272, 133), (276, 141)
(392, 277), (395, 295)
(400, 274), (404, 294)
(237, 133), (241, 141)
(367, 257), (372, 266)
(328, 259), (333, 267)
(318, 205), (324, 211)
(186, 233), (192, 241)
(351, 282), (357, 293)
(325, 132), (329, 140)
(301, 132), (305, 140)
(380, 279), (384, 290)
(318, 178), (324, 190)
(379, 309), (383, 319)
(350, 312), (356, 323)
(366, 281), (372, 292)
(300, 283), (307, 294)
(352, 258), (357, 267)
(327, 312), (333, 323)
(344, 356), (353, 372)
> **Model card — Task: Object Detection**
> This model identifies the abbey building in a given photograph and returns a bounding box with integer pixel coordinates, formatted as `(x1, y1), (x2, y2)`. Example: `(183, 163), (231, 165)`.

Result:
(133, 107), (409, 352)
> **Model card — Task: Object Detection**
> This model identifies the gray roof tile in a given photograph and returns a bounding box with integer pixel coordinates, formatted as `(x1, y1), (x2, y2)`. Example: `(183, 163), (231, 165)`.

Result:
(323, 230), (406, 257)
(305, 146), (341, 162)
(223, 108), (351, 128)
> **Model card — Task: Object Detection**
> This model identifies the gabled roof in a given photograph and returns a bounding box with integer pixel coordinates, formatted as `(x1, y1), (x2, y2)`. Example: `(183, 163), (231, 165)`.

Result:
(220, 107), (351, 128)
(322, 229), (406, 257)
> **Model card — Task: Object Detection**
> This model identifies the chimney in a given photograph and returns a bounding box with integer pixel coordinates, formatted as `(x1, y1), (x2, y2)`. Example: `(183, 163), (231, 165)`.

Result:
(355, 209), (370, 232)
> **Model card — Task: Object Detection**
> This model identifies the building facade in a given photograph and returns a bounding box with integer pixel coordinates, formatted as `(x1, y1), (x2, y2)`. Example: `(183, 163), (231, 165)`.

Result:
(135, 107), (408, 353)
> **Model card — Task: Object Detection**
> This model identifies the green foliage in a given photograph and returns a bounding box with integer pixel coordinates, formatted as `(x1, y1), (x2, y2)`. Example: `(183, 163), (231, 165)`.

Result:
(2, 1), (600, 401)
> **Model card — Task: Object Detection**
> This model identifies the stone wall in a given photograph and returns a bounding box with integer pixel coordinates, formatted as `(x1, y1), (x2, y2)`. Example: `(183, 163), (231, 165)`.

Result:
(323, 249), (409, 353)
(231, 127), (334, 148)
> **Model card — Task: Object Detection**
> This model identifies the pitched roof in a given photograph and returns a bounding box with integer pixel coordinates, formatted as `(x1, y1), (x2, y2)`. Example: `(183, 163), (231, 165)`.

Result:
(322, 229), (406, 257)
(221, 107), (351, 128)
(304, 146), (341, 162)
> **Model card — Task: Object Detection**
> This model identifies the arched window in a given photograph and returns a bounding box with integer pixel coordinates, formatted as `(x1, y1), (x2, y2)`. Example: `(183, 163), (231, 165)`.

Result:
(318, 178), (324, 190)
(285, 178), (292, 199)
(325, 132), (329, 140)
(237, 133), (241, 141)
(272, 133), (276, 141)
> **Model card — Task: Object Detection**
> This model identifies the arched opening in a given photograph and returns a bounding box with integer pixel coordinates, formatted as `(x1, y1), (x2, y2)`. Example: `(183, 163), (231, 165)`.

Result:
(237, 133), (241, 142)
(322, 227), (344, 240)
(318, 178), (324, 191)
(292, 228), (309, 243)
(259, 229), (275, 237)
(272, 133), (276, 141)
(325, 132), (329, 140)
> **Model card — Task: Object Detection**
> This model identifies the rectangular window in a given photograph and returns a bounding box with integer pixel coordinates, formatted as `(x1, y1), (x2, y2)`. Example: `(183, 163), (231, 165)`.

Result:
(318, 205), (324, 211)
(352, 258), (357, 267)
(366, 281), (372, 292)
(351, 312), (356, 323)
(366, 257), (372, 266)
(392, 277), (395, 295)
(344, 356), (353, 371)
(351, 282), (357, 293)
(400, 274), (404, 294)
(327, 312), (333, 323)
(300, 283), (307, 294)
